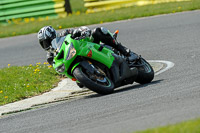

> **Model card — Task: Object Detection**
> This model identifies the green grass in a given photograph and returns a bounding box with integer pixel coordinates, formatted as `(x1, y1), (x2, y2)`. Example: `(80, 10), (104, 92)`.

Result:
(0, 63), (60, 106)
(135, 118), (200, 133)
(1, 0), (200, 38)
(70, 0), (87, 13)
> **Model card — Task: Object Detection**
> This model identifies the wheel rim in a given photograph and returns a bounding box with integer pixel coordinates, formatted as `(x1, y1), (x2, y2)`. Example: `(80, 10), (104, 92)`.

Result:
(81, 68), (112, 87)
(141, 59), (151, 73)
(96, 77), (112, 87)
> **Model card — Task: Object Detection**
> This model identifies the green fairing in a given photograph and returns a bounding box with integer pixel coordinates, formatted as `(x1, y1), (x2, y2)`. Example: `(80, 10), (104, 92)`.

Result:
(53, 34), (115, 79)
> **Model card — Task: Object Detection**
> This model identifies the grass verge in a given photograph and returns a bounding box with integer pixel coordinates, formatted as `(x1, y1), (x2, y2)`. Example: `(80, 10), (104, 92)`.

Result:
(135, 118), (200, 133)
(1, 0), (200, 38)
(70, 0), (87, 13)
(0, 63), (60, 106)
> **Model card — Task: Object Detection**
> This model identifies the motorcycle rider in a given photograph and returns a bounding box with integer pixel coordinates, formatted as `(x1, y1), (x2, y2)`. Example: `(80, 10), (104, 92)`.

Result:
(37, 26), (138, 65)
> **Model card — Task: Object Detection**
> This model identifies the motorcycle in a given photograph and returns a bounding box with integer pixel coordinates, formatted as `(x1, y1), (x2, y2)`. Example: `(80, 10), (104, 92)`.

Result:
(51, 30), (154, 95)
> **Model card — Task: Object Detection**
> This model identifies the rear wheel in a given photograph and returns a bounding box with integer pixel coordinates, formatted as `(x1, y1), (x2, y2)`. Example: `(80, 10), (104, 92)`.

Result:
(135, 58), (154, 84)
(73, 66), (114, 95)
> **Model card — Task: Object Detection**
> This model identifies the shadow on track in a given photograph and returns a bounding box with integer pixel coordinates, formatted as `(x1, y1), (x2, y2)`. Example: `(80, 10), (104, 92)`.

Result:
(84, 79), (163, 98)
(114, 79), (163, 94)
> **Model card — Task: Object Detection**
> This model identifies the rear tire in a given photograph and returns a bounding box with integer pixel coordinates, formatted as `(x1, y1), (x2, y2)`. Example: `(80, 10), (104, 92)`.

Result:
(73, 66), (114, 95)
(135, 58), (154, 84)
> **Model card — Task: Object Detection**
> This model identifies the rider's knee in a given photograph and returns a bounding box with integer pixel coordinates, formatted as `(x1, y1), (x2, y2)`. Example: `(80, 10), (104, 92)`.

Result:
(92, 27), (102, 43)
(92, 27), (112, 44)
(92, 27), (101, 38)
(92, 27), (109, 36)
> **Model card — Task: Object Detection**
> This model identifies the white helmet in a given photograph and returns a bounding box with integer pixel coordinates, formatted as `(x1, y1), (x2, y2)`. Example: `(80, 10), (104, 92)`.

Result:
(38, 26), (56, 50)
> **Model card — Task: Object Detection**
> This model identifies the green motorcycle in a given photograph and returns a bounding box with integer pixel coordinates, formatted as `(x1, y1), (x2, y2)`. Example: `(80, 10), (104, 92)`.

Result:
(52, 31), (154, 94)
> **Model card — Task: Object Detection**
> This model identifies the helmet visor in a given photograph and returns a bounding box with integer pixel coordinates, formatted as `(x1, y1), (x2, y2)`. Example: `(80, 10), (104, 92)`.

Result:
(40, 39), (51, 50)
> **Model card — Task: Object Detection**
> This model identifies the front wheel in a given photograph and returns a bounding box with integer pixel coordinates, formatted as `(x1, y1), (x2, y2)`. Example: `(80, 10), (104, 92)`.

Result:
(73, 66), (114, 95)
(135, 58), (154, 84)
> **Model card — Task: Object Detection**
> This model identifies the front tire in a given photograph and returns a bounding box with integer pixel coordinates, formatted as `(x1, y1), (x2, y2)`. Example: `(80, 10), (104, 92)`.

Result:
(73, 66), (114, 95)
(135, 58), (154, 84)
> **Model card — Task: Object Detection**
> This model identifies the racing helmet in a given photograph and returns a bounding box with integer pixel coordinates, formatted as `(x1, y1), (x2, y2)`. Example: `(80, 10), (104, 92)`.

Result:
(38, 26), (56, 51)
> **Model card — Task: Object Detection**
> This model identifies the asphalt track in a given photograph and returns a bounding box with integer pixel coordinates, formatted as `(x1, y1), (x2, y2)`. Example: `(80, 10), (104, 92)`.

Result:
(0, 10), (200, 133)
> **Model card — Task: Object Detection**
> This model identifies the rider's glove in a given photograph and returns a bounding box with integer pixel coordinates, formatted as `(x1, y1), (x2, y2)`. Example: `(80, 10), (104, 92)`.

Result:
(47, 52), (54, 65)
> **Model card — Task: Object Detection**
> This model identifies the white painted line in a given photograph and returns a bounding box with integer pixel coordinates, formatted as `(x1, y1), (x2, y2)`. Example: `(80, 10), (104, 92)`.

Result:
(148, 60), (175, 75)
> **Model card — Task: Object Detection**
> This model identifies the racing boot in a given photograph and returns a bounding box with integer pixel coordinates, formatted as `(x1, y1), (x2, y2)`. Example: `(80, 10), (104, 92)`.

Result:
(115, 42), (139, 62)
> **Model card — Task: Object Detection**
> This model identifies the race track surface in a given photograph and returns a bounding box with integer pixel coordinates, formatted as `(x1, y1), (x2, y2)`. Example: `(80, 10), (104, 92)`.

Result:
(0, 10), (200, 133)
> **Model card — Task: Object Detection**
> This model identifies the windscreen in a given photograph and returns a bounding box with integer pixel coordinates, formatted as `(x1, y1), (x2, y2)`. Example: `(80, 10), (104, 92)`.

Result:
(51, 36), (66, 51)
